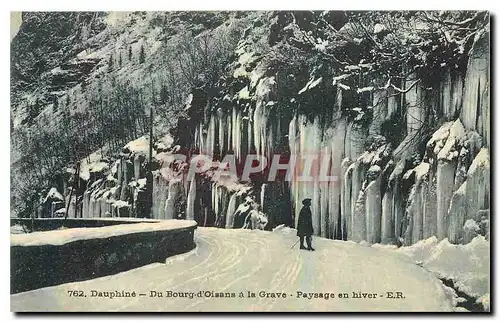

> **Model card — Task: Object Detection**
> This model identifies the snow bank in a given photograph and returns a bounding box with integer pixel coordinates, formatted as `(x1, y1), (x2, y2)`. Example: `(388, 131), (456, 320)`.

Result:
(272, 224), (297, 235)
(394, 236), (490, 310)
(397, 236), (439, 263)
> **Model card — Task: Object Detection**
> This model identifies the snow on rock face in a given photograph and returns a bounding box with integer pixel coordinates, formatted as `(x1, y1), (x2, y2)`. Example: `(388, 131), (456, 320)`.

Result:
(468, 147), (489, 176)
(233, 50), (259, 78)
(378, 115), (488, 246)
(446, 148), (490, 244)
(156, 134), (174, 152)
(123, 136), (150, 157)
(414, 162), (430, 182)
(427, 122), (454, 156)
(237, 85), (250, 100)
(78, 149), (111, 181)
(298, 77), (322, 94)
(437, 119), (466, 161)
(44, 187), (64, 203)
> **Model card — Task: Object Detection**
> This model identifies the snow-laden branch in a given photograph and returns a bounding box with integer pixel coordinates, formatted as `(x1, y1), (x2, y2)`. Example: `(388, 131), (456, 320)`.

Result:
(389, 78), (421, 93)
(422, 11), (481, 28)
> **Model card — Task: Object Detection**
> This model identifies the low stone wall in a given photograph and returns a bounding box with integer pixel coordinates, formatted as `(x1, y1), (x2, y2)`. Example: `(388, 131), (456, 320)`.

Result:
(11, 217), (167, 231)
(11, 219), (197, 294)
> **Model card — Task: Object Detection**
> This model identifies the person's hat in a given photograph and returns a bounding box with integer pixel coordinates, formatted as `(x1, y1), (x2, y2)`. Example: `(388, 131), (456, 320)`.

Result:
(302, 198), (312, 205)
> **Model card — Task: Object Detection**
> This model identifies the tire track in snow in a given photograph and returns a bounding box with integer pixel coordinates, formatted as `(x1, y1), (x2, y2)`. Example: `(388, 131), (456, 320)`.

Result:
(113, 232), (219, 311)
(182, 231), (273, 311)
(258, 246), (302, 311)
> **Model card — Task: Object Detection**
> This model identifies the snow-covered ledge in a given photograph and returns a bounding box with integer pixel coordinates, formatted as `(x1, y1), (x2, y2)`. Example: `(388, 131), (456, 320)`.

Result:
(11, 219), (197, 294)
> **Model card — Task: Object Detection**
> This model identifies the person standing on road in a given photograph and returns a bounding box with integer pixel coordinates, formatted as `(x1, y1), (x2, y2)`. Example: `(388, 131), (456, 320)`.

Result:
(297, 198), (314, 251)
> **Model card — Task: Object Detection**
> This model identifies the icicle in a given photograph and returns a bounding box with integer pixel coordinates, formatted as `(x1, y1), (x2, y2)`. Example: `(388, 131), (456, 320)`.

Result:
(82, 191), (89, 219)
(265, 117), (272, 161)
(236, 110), (242, 161)
(381, 191), (392, 244)
(227, 113), (232, 154)
(152, 174), (169, 219)
(319, 144), (330, 238)
(260, 183), (267, 211)
(441, 69), (452, 118)
(461, 31), (489, 135)
(253, 104), (261, 157)
(164, 179), (182, 219)
(436, 160), (455, 240)
(369, 90), (385, 135)
(207, 115), (216, 156)
(233, 106), (239, 155)
(341, 158), (352, 240)
(313, 177), (320, 237)
(211, 182), (217, 217)
(350, 162), (364, 241)
(186, 179), (196, 220)
(133, 155), (141, 181)
(406, 186), (419, 245)
(347, 122), (365, 160)
(225, 193), (237, 228)
(387, 91), (398, 120)
(365, 177), (381, 244)
(329, 120), (345, 239)
(247, 106), (253, 154)
(217, 108), (225, 156)
(352, 186), (366, 243)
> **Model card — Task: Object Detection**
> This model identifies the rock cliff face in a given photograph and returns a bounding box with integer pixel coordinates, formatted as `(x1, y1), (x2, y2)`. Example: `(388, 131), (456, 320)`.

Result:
(12, 11), (490, 246)
(173, 12), (490, 245)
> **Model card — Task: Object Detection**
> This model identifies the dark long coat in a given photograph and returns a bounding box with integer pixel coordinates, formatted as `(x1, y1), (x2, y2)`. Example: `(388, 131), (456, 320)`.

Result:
(296, 205), (313, 237)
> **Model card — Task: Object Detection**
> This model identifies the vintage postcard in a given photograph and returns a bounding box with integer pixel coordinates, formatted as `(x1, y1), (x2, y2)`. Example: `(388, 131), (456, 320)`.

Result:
(10, 11), (490, 312)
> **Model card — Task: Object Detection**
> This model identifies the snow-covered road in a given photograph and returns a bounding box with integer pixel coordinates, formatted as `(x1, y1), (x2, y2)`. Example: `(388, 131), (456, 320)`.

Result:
(11, 227), (453, 312)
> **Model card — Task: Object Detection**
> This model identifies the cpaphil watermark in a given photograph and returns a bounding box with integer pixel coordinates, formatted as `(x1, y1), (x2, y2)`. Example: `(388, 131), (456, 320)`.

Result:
(159, 153), (339, 182)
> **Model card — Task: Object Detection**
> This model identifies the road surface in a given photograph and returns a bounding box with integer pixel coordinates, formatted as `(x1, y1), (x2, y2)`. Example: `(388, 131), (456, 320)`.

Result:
(11, 227), (453, 312)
